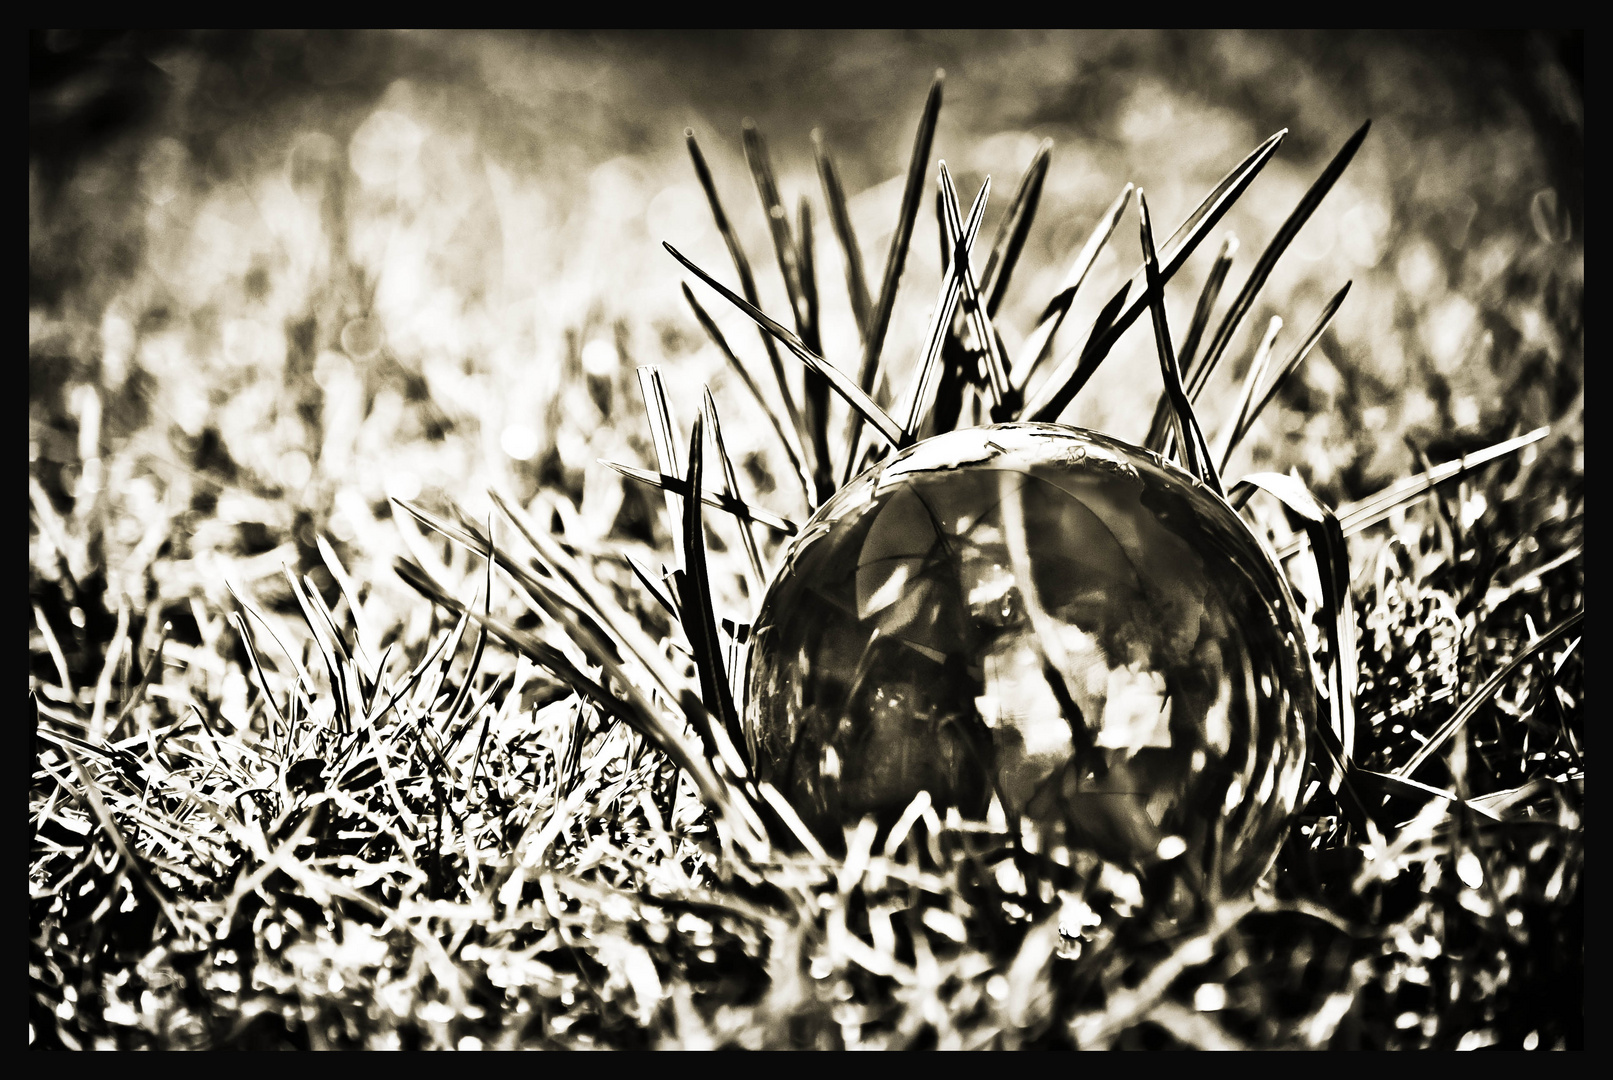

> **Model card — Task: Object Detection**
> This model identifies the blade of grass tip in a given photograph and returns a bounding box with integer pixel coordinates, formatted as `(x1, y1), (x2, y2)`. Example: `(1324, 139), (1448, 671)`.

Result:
(1189, 120), (1370, 405)
(683, 283), (816, 511)
(636, 364), (685, 566)
(1232, 473), (1358, 771)
(1015, 182), (1134, 396)
(1025, 129), (1288, 423)
(980, 137), (1052, 319)
(1139, 190), (1223, 497)
(1229, 281), (1351, 455)
(797, 196), (833, 500)
(625, 551), (681, 619)
(702, 389), (766, 598)
(895, 172), (992, 443)
(1395, 610), (1584, 782)
(1144, 232), (1238, 452)
(742, 119), (813, 342)
(937, 163), (1012, 411)
(441, 518), (495, 726)
(315, 535), (378, 678)
(88, 598), (130, 743)
(678, 414), (746, 762)
(813, 129), (873, 340)
(281, 565), (350, 733)
(1214, 315), (1283, 474)
(841, 71), (944, 473)
(859, 70), (943, 397)
(686, 128), (799, 435)
(598, 460), (799, 535)
(229, 612), (287, 735)
(667, 242), (904, 447)
(1273, 426), (1549, 559)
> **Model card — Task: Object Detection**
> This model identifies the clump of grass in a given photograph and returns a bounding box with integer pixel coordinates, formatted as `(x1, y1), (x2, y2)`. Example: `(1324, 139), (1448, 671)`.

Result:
(30, 65), (1581, 1050)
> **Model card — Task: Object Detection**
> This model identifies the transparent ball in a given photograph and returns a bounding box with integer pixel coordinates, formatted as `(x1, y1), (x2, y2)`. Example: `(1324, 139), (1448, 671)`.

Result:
(744, 423), (1314, 895)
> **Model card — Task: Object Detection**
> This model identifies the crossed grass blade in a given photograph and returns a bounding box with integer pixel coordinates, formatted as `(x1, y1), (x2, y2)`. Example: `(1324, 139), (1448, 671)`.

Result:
(682, 282), (815, 511)
(1015, 182), (1134, 396)
(666, 242), (904, 447)
(1227, 282), (1352, 453)
(1139, 189), (1222, 496)
(1145, 233), (1238, 452)
(1024, 128), (1288, 422)
(937, 162), (1012, 410)
(599, 461), (798, 536)
(686, 129), (802, 444)
(1186, 121), (1371, 406)
(701, 388), (766, 597)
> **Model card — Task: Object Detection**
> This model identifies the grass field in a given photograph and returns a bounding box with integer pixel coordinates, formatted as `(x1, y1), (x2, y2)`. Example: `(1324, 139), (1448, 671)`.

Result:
(29, 30), (1583, 1049)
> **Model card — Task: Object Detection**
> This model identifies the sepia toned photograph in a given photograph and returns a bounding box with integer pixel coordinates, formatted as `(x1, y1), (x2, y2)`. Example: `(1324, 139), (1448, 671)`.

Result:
(29, 29), (1582, 1049)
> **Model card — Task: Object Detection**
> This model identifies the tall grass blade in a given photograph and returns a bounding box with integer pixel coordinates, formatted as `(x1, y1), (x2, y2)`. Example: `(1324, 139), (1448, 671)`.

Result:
(1024, 129), (1288, 422)
(677, 414), (745, 762)
(1139, 190), (1222, 496)
(858, 70), (943, 396)
(741, 120), (813, 344)
(797, 197), (832, 499)
(636, 365), (685, 565)
(1214, 315), (1283, 474)
(229, 612), (286, 735)
(315, 535), (379, 678)
(625, 551), (681, 620)
(937, 162), (1011, 409)
(979, 138), (1052, 318)
(1272, 426), (1550, 559)
(1144, 232), (1237, 451)
(813, 129), (873, 340)
(897, 174), (992, 441)
(1189, 121), (1370, 403)
(701, 389), (766, 598)
(1227, 282), (1352, 456)
(666, 242), (904, 447)
(1014, 183), (1133, 395)
(685, 129), (797, 435)
(681, 283), (815, 511)
(1232, 473), (1359, 773)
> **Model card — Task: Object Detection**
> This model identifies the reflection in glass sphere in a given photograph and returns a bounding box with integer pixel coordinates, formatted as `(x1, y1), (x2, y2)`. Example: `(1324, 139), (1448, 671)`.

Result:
(744, 424), (1314, 896)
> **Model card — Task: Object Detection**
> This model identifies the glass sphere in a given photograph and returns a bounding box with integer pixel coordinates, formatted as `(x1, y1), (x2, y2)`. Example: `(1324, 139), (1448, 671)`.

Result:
(744, 423), (1314, 895)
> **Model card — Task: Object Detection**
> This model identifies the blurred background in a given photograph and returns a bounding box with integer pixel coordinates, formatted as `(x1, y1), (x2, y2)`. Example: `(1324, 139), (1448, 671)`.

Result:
(29, 29), (1583, 653)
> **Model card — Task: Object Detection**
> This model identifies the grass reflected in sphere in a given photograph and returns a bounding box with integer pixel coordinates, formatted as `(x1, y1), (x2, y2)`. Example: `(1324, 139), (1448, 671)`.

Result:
(745, 423), (1315, 896)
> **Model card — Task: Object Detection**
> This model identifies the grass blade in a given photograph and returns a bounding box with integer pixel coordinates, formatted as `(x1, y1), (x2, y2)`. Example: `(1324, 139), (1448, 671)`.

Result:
(896, 174), (992, 442)
(858, 70), (943, 396)
(1226, 281), (1352, 457)
(1024, 128), (1287, 423)
(88, 598), (128, 743)
(599, 460), (798, 535)
(685, 129), (798, 438)
(1272, 426), (1550, 559)
(797, 196), (832, 499)
(1189, 121), (1370, 404)
(701, 387), (766, 598)
(682, 283), (815, 511)
(1144, 232), (1238, 451)
(315, 535), (379, 678)
(937, 162), (1012, 410)
(1015, 182), (1134, 395)
(1139, 190), (1223, 496)
(666, 242), (904, 447)
(741, 120), (813, 345)
(1232, 473), (1358, 772)
(979, 137), (1052, 318)
(636, 365), (685, 565)
(677, 414), (745, 763)
(813, 129), (873, 340)
(1214, 315), (1283, 474)
(229, 611), (287, 735)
